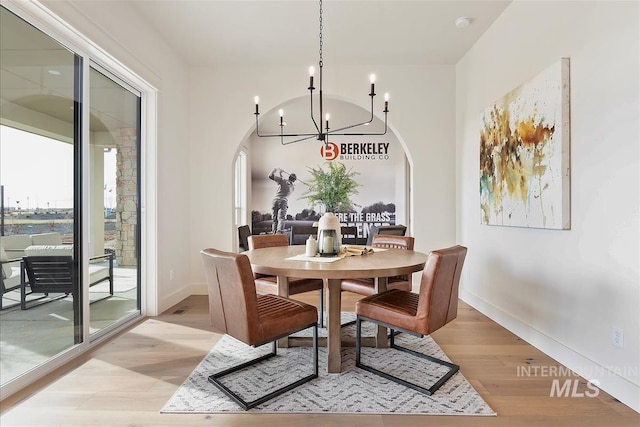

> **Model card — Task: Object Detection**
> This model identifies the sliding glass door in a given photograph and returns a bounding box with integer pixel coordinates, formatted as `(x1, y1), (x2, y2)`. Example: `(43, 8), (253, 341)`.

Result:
(88, 67), (141, 336)
(0, 6), (81, 384)
(0, 5), (142, 387)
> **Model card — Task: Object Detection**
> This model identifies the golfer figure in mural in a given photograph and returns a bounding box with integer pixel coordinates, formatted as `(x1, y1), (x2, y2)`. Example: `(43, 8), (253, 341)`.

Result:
(269, 167), (296, 234)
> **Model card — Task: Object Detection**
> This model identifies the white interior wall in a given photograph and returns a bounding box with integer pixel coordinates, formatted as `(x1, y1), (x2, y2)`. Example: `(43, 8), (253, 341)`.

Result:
(456, 1), (639, 411)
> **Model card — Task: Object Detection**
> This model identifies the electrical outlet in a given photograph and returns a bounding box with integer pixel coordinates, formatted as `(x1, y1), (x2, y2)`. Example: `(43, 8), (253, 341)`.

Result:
(170, 269), (175, 281)
(612, 327), (624, 348)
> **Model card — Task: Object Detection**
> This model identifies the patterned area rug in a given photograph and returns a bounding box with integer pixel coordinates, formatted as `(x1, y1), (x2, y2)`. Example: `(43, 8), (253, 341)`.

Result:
(162, 315), (496, 415)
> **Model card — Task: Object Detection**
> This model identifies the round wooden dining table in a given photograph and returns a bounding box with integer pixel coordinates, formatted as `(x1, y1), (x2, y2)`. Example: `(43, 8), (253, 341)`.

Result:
(244, 245), (428, 373)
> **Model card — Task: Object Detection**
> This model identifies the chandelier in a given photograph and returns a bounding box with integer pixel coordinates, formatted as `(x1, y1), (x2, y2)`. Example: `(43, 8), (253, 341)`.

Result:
(253, 0), (389, 145)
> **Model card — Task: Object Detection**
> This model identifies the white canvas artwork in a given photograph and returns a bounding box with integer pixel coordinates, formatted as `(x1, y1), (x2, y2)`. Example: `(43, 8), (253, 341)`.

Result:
(479, 58), (571, 229)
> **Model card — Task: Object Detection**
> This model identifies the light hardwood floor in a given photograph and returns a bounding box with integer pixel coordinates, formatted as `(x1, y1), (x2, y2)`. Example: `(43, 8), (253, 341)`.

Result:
(1, 293), (638, 426)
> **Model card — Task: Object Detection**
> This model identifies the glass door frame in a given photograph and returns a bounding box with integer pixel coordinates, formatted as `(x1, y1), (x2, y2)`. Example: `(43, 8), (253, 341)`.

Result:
(87, 62), (143, 342)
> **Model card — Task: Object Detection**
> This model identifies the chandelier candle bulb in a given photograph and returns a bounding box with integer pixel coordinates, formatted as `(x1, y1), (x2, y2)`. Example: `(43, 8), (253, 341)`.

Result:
(369, 74), (376, 96)
(279, 109), (284, 126)
(384, 93), (389, 112)
(254, 96), (259, 114)
(309, 66), (315, 89)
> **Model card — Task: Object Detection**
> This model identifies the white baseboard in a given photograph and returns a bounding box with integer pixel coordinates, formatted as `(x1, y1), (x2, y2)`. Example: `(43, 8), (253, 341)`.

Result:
(190, 283), (208, 295)
(460, 289), (640, 414)
(158, 286), (193, 315)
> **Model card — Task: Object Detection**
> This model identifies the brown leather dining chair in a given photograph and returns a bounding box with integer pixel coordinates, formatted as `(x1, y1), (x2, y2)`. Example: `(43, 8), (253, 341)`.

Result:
(200, 248), (318, 410)
(248, 234), (326, 327)
(355, 245), (467, 396)
(341, 234), (416, 297)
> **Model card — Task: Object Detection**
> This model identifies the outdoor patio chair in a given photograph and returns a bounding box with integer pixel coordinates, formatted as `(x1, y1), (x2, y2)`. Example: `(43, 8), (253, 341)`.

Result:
(20, 248), (114, 311)
(1, 245), (24, 310)
(21, 255), (81, 343)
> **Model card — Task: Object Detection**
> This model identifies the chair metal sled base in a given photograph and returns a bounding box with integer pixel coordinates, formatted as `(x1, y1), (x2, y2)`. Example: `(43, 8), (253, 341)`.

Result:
(208, 323), (318, 410)
(355, 317), (459, 396)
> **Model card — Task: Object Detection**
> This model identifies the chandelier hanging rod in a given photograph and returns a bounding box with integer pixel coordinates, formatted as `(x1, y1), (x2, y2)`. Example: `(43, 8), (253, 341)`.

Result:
(253, 0), (389, 145)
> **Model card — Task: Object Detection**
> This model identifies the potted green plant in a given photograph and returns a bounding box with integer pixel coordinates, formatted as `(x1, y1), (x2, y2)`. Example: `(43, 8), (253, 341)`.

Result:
(301, 162), (361, 212)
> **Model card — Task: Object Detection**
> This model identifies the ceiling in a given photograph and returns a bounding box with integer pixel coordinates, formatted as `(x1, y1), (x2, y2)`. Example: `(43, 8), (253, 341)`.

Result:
(1, 1), (512, 142)
(129, 0), (512, 67)
(126, 0), (512, 136)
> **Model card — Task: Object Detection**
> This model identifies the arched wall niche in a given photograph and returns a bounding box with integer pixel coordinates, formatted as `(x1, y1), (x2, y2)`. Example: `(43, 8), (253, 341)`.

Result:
(233, 94), (412, 246)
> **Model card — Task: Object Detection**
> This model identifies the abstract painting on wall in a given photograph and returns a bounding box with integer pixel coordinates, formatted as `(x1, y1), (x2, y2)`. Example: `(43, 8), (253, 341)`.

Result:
(480, 58), (570, 229)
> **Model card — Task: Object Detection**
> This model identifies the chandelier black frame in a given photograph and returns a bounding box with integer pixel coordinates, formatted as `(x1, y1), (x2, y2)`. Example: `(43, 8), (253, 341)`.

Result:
(253, 0), (389, 145)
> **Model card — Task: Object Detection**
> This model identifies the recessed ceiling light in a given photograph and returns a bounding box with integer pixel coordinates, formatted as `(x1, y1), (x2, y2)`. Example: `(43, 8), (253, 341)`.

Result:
(48, 69), (61, 76)
(455, 17), (472, 28)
